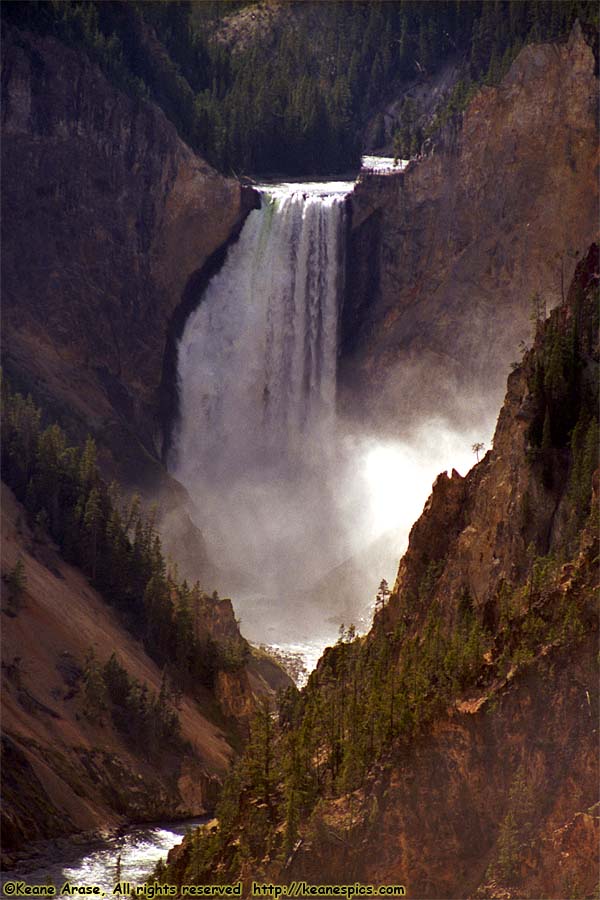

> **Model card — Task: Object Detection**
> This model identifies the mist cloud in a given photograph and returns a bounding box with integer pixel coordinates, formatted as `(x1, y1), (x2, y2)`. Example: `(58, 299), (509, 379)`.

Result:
(168, 182), (502, 659)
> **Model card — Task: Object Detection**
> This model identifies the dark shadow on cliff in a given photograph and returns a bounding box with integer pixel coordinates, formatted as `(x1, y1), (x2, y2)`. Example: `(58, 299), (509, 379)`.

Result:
(157, 186), (260, 466)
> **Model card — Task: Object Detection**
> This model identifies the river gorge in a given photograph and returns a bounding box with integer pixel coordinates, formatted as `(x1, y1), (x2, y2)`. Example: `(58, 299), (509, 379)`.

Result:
(1, 6), (598, 896)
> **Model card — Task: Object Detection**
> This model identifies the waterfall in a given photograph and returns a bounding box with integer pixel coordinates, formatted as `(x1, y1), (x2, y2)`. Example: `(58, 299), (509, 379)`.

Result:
(170, 175), (487, 655)
(172, 182), (353, 602)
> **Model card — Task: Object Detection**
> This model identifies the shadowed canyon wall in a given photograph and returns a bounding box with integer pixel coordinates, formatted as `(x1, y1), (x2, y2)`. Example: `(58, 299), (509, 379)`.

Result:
(0, 482), (227, 857)
(341, 23), (598, 435)
(1, 26), (254, 484)
(3, 24), (597, 477)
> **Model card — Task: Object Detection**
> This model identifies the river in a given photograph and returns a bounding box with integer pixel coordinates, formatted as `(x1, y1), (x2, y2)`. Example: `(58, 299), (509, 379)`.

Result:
(1, 819), (206, 890)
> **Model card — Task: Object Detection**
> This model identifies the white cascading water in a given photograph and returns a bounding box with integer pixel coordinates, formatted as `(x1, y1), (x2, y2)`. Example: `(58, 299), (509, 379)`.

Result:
(171, 174), (493, 661)
(172, 182), (355, 646)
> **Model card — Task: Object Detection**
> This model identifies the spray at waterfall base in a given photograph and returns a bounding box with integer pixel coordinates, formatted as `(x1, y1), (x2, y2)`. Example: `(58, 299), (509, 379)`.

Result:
(170, 181), (495, 661)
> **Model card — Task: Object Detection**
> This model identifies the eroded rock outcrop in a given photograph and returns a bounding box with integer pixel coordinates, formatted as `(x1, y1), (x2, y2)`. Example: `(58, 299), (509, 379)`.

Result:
(390, 245), (599, 634)
(288, 634), (598, 899)
(341, 24), (598, 435)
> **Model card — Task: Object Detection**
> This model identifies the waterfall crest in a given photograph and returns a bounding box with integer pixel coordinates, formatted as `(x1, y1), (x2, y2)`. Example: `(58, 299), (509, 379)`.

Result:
(172, 182), (352, 598)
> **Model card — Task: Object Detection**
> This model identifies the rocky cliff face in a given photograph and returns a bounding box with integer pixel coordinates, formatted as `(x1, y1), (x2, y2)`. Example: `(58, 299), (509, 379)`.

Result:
(163, 247), (598, 899)
(288, 633), (598, 899)
(390, 245), (599, 631)
(1, 26), (253, 483)
(0, 476), (291, 861)
(289, 251), (599, 900)
(300, 245), (599, 899)
(341, 24), (598, 436)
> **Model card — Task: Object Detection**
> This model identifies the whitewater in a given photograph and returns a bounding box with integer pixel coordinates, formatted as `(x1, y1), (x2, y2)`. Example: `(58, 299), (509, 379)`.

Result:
(171, 168), (490, 674)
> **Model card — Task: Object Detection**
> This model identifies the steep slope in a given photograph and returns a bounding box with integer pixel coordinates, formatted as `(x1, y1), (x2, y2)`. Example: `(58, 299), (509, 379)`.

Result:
(160, 246), (599, 898)
(1, 25), (254, 482)
(341, 23), (598, 437)
(1, 478), (292, 864)
(0, 483), (229, 859)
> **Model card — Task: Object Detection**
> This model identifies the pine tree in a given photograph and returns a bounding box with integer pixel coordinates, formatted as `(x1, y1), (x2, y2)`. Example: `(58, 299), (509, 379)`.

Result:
(36, 424), (68, 537)
(174, 583), (195, 686)
(7, 394), (41, 491)
(541, 407), (553, 487)
(103, 653), (130, 707)
(83, 487), (103, 580)
(375, 578), (391, 615)
(79, 436), (99, 492)
(144, 573), (173, 666)
(104, 505), (128, 597)
(5, 558), (26, 614)
(83, 648), (108, 723)
(245, 699), (277, 816)
(496, 810), (520, 881)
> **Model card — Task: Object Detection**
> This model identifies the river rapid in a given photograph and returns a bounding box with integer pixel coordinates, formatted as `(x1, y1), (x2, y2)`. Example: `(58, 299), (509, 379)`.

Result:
(1, 819), (207, 891)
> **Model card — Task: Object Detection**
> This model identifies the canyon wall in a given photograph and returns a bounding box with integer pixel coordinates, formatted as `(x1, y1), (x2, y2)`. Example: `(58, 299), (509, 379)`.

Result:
(288, 637), (598, 899)
(0, 35), (292, 853)
(1, 26), (253, 484)
(286, 247), (600, 899)
(341, 23), (598, 435)
(0, 483), (228, 859)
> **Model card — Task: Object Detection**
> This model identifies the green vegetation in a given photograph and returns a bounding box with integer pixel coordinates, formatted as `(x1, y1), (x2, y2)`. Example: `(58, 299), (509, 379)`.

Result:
(491, 764), (539, 882)
(526, 276), (599, 540)
(83, 648), (184, 757)
(0, 378), (248, 694)
(419, 0), (598, 151)
(3, 557), (27, 614)
(2, 1), (596, 175)
(472, 441), (485, 462)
